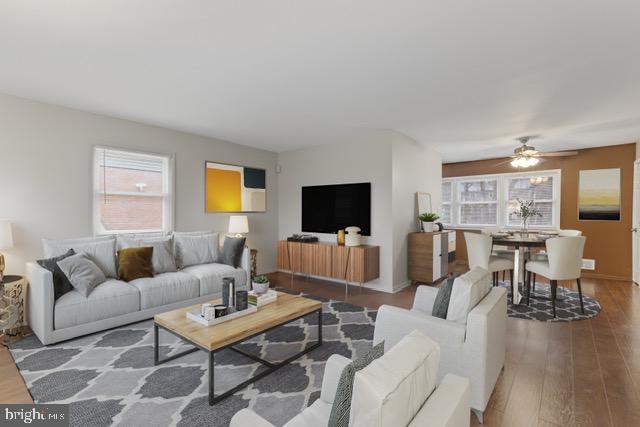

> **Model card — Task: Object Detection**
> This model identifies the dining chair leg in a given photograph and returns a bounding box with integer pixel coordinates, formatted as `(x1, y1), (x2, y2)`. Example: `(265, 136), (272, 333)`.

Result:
(526, 271), (531, 305)
(532, 273), (536, 293)
(576, 278), (585, 314)
(502, 271), (505, 282)
(550, 280), (557, 318)
(493, 272), (497, 287)
(509, 269), (514, 287)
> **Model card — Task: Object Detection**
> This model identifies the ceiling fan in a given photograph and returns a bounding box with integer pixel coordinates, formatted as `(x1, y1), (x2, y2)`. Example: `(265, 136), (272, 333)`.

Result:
(509, 135), (578, 168)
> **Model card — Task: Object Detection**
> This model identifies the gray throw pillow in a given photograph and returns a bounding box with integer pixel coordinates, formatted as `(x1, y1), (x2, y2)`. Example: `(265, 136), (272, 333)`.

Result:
(57, 253), (107, 297)
(36, 249), (76, 300)
(218, 236), (246, 268)
(432, 274), (458, 319)
(328, 341), (385, 427)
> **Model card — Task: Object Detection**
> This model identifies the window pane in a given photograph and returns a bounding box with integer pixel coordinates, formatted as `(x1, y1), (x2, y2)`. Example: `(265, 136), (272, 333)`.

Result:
(459, 180), (497, 202)
(442, 181), (452, 202)
(96, 148), (168, 232)
(460, 203), (497, 225)
(508, 201), (553, 227)
(507, 176), (553, 201)
(441, 204), (451, 224)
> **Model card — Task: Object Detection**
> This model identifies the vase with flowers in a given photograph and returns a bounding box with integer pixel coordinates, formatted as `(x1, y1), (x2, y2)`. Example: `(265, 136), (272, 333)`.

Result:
(511, 198), (542, 235)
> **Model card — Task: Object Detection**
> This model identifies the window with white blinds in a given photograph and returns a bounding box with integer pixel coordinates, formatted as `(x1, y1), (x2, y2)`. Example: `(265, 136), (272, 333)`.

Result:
(506, 175), (555, 227)
(441, 181), (452, 224)
(93, 147), (174, 234)
(442, 170), (560, 229)
(458, 178), (498, 226)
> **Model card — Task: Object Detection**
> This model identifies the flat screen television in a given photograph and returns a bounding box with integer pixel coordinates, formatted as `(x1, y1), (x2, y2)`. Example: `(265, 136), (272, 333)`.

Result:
(302, 182), (371, 236)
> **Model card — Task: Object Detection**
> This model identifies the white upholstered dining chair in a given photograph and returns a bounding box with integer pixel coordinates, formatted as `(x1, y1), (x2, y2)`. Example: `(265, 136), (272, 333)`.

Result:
(530, 229), (582, 292)
(525, 236), (586, 317)
(465, 232), (514, 286)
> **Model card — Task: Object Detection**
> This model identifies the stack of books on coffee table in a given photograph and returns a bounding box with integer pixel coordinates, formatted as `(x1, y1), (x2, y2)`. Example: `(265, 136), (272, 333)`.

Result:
(248, 290), (278, 307)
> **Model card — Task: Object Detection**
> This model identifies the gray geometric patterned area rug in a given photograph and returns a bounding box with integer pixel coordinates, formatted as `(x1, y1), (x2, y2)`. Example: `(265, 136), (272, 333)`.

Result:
(8, 290), (376, 427)
(499, 281), (601, 322)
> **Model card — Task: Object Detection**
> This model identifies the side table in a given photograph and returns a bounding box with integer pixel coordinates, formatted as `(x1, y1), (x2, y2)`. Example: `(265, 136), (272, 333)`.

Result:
(0, 275), (25, 339)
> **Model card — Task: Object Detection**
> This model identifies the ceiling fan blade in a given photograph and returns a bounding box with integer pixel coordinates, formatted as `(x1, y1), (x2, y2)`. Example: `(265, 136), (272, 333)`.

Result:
(537, 151), (579, 157)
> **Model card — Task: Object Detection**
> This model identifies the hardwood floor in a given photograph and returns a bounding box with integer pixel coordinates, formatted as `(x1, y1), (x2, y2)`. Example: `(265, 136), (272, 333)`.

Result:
(1, 269), (638, 427)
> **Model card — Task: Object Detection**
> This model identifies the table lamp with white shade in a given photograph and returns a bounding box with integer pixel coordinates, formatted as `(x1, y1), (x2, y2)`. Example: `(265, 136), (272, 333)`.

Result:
(228, 215), (249, 238)
(0, 219), (14, 282)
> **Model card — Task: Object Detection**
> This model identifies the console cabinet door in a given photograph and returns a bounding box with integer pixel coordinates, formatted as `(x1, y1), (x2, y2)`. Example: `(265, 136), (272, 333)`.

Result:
(432, 234), (442, 281)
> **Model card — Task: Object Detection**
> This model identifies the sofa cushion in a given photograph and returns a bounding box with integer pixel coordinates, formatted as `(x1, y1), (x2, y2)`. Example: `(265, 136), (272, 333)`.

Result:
(129, 272), (199, 309)
(174, 232), (219, 269)
(43, 236), (118, 278)
(446, 267), (491, 325)
(349, 330), (440, 426)
(117, 235), (177, 274)
(181, 262), (247, 296)
(54, 279), (140, 330)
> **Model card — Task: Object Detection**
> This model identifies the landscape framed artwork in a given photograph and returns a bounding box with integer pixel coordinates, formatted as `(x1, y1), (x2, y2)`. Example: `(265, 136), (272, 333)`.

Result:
(205, 161), (266, 212)
(578, 168), (620, 221)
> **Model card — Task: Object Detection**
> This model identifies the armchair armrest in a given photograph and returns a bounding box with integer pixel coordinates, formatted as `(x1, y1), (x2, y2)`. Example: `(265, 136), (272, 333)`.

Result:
(230, 409), (275, 427)
(320, 354), (351, 404)
(373, 305), (466, 352)
(409, 374), (471, 427)
(25, 262), (55, 345)
(412, 285), (439, 313)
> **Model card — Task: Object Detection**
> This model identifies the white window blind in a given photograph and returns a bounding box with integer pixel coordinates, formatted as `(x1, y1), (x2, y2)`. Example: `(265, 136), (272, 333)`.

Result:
(506, 175), (555, 227)
(93, 147), (174, 234)
(458, 179), (498, 226)
(441, 181), (452, 224)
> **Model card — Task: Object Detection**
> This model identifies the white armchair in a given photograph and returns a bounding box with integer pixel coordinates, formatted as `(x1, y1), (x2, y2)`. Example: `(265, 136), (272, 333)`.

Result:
(231, 331), (471, 427)
(373, 273), (507, 424)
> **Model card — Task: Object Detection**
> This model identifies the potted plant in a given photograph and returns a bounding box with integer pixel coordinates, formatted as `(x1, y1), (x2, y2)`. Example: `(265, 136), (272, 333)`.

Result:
(510, 198), (542, 235)
(252, 274), (270, 295)
(418, 212), (440, 232)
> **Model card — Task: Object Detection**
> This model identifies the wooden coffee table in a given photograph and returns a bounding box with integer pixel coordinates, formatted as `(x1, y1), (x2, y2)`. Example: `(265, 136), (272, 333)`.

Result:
(153, 291), (322, 405)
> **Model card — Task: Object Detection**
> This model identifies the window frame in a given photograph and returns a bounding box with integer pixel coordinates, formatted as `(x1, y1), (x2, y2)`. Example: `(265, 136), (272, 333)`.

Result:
(456, 176), (499, 228)
(92, 145), (175, 235)
(442, 169), (561, 230)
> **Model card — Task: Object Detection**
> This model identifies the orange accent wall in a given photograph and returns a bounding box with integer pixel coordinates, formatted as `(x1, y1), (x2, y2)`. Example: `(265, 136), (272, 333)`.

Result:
(206, 168), (242, 212)
(443, 143), (635, 280)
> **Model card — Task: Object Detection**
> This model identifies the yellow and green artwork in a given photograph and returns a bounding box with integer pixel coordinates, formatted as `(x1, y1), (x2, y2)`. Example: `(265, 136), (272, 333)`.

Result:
(205, 162), (266, 212)
(578, 168), (620, 221)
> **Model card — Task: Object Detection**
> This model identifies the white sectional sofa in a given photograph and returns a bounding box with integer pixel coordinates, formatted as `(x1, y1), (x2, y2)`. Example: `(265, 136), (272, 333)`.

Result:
(26, 232), (250, 345)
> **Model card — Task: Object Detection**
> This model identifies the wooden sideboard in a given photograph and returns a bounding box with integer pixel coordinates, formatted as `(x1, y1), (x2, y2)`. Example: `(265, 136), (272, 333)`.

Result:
(408, 230), (456, 284)
(277, 241), (380, 285)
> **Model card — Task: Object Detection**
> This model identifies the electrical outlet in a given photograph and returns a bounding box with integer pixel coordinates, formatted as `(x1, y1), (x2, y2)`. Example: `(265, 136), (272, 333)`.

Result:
(581, 259), (595, 270)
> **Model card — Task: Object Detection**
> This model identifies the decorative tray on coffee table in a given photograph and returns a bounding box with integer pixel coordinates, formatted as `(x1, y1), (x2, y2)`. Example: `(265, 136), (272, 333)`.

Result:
(186, 305), (257, 327)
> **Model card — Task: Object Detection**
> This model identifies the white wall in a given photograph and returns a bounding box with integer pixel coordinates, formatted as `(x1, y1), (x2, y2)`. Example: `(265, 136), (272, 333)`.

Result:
(0, 94), (279, 275)
(278, 135), (394, 292)
(392, 136), (442, 290)
(277, 132), (443, 293)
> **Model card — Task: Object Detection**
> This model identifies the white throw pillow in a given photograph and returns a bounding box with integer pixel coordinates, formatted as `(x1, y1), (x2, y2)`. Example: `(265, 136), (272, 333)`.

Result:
(173, 232), (219, 269)
(446, 267), (491, 324)
(43, 236), (117, 278)
(117, 235), (177, 274)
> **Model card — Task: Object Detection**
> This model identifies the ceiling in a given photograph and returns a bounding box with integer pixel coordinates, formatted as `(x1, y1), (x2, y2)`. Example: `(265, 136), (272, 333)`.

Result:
(1, 1), (639, 162)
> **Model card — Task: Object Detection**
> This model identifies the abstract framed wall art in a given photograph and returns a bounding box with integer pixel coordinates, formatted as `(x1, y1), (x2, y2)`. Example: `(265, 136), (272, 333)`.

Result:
(578, 168), (620, 221)
(205, 161), (266, 212)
